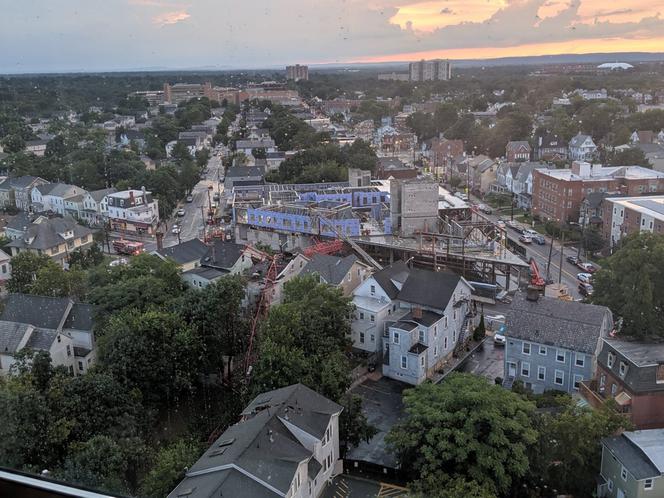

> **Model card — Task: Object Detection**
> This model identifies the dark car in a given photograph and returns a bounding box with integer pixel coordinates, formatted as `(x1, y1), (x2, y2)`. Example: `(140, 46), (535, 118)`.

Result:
(578, 282), (594, 297)
(566, 255), (580, 265)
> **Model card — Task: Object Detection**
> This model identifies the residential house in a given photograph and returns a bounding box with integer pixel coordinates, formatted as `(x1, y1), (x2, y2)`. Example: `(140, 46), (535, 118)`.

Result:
(169, 383), (343, 498)
(31, 183), (87, 215)
(0, 176), (48, 211)
(351, 261), (474, 385)
(598, 429), (664, 498)
(581, 339), (664, 429)
(431, 138), (464, 170)
(153, 238), (210, 272)
(80, 187), (116, 226)
(0, 249), (11, 284)
(634, 143), (664, 172)
(6, 215), (96, 265)
(569, 134), (598, 161)
(118, 129), (146, 150)
(576, 88), (608, 100)
(376, 157), (418, 180)
(235, 138), (276, 156)
(300, 254), (371, 296)
(580, 191), (613, 228)
(272, 251), (311, 304)
(512, 162), (547, 209)
(224, 166), (265, 190)
(506, 141), (531, 162)
(24, 139), (49, 157)
(631, 130), (655, 145)
(107, 189), (159, 235)
(468, 155), (497, 195)
(503, 292), (613, 394)
(536, 133), (568, 161)
(0, 294), (96, 376)
(3, 212), (33, 240)
(494, 162), (519, 193)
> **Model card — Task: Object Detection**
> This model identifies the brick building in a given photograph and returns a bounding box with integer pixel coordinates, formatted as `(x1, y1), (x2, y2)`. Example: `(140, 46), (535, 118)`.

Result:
(431, 138), (464, 169)
(602, 195), (664, 249)
(506, 141), (531, 162)
(286, 64), (309, 81)
(533, 162), (664, 223)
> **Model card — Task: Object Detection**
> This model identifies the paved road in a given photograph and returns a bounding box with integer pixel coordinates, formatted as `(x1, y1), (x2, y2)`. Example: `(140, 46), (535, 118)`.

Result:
(163, 154), (225, 248)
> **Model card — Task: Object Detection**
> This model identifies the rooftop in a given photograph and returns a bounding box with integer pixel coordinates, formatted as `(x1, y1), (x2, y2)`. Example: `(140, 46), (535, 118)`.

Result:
(605, 196), (664, 219)
(156, 238), (209, 265)
(538, 165), (664, 182)
(602, 338), (664, 367)
(603, 429), (664, 480)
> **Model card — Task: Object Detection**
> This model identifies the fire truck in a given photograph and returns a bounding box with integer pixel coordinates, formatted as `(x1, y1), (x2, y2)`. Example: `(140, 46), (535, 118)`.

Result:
(112, 240), (145, 256)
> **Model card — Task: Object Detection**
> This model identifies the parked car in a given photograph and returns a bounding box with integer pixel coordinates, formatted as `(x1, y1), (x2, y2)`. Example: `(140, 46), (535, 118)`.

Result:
(485, 314), (506, 330)
(454, 191), (469, 201)
(523, 229), (545, 245)
(566, 255), (581, 265)
(186, 195), (193, 203)
(577, 262), (597, 273)
(506, 220), (523, 233)
(213, 193), (220, 202)
(494, 332), (506, 346)
(478, 204), (493, 214)
(171, 225), (181, 234)
(577, 272), (593, 284)
(176, 208), (186, 217)
(519, 234), (532, 244)
(578, 282), (594, 297)
(496, 219), (506, 229)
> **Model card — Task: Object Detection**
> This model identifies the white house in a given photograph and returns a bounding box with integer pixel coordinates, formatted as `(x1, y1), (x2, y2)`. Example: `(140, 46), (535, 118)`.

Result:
(106, 188), (159, 235)
(569, 134), (598, 161)
(81, 187), (116, 226)
(31, 183), (87, 215)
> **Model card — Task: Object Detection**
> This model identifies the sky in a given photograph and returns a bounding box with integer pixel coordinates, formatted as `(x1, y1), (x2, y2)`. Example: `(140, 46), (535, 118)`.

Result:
(1, 0), (664, 73)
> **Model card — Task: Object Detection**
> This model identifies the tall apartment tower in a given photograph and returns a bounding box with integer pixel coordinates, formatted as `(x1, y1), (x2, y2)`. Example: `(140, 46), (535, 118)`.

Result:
(286, 64), (309, 81)
(409, 59), (452, 82)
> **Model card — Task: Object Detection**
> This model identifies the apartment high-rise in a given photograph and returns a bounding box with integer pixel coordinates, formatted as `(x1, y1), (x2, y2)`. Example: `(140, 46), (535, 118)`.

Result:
(409, 59), (452, 82)
(286, 64), (309, 81)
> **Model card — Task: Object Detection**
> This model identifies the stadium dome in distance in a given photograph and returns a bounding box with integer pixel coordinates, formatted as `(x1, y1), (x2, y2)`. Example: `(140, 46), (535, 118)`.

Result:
(597, 62), (634, 70)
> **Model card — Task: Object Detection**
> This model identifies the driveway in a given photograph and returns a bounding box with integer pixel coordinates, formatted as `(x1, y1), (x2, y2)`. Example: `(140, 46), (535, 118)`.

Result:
(322, 475), (408, 498)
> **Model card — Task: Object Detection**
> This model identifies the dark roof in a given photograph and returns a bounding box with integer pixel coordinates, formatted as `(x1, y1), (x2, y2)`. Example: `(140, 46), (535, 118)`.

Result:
(0, 321), (31, 354)
(0, 294), (72, 330)
(409, 343), (429, 354)
(399, 310), (443, 327)
(25, 328), (58, 351)
(63, 303), (95, 331)
(0, 175), (46, 191)
(371, 260), (409, 300)
(300, 254), (359, 286)
(569, 134), (594, 147)
(584, 191), (612, 209)
(156, 238), (209, 265)
(226, 166), (265, 179)
(392, 320), (418, 332)
(87, 187), (117, 203)
(397, 267), (461, 310)
(5, 211), (34, 232)
(170, 384), (342, 498)
(201, 240), (246, 271)
(597, 338), (664, 394)
(505, 293), (611, 354)
(603, 432), (663, 480)
(182, 266), (226, 281)
(6, 216), (95, 252)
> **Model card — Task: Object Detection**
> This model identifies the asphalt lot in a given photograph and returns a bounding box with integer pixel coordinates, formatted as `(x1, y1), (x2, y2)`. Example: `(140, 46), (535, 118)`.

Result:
(322, 475), (408, 498)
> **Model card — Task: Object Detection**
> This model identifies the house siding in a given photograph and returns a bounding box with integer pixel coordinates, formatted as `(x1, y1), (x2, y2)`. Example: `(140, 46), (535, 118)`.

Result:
(600, 445), (664, 498)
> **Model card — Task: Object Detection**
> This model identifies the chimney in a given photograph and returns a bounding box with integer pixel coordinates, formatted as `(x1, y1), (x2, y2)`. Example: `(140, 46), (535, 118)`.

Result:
(155, 230), (164, 251)
(526, 286), (540, 302)
(412, 306), (422, 319)
(129, 190), (135, 205)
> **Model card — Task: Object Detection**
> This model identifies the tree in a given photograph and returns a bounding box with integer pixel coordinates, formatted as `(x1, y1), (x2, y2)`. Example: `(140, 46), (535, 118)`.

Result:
(591, 233), (664, 340)
(68, 245), (105, 269)
(139, 439), (202, 498)
(98, 309), (201, 406)
(7, 252), (52, 293)
(338, 393), (378, 457)
(527, 402), (631, 497)
(582, 228), (605, 254)
(252, 147), (267, 159)
(607, 148), (651, 168)
(2, 134), (26, 153)
(387, 374), (537, 495)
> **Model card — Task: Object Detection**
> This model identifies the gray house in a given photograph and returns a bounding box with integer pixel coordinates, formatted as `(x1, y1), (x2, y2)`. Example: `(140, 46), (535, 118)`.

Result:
(224, 166), (265, 190)
(599, 429), (664, 498)
(504, 292), (613, 393)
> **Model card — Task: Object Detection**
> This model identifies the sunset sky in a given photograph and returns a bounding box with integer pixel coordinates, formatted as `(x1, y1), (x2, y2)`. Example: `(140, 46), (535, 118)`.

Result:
(1, 0), (664, 72)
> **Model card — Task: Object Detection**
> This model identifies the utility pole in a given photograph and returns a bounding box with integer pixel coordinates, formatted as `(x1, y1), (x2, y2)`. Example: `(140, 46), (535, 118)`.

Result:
(510, 187), (515, 222)
(577, 209), (587, 258)
(558, 229), (565, 284)
(546, 232), (555, 282)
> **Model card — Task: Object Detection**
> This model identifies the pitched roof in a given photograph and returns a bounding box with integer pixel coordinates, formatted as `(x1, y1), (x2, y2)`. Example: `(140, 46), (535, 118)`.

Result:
(0, 294), (72, 330)
(300, 254), (359, 286)
(156, 238), (209, 265)
(226, 166), (265, 179)
(63, 303), (95, 331)
(182, 266), (226, 281)
(603, 430), (664, 480)
(201, 240), (246, 271)
(0, 176), (46, 191)
(5, 211), (34, 232)
(6, 215), (95, 251)
(170, 384), (342, 498)
(25, 328), (59, 351)
(506, 140), (531, 151)
(0, 321), (31, 354)
(569, 134), (595, 148)
(87, 187), (117, 202)
(505, 293), (611, 354)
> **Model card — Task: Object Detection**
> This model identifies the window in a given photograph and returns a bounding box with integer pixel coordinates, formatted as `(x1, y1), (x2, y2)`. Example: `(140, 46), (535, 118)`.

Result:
(434, 346), (438, 357)
(444, 316), (448, 327)
(401, 356), (407, 369)
(359, 332), (365, 344)
(444, 337), (448, 349)
(645, 478), (653, 490)
(573, 374), (583, 390)
(621, 465), (627, 481)
(78, 361), (83, 371)
(608, 352), (615, 368)
(538, 366), (546, 381)
(619, 361), (628, 377)
(370, 284), (375, 294)
(608, 479), (613, 491)
(554, 370), (564, 385)
(370, 334), (375, 342)
(611, 383), (618, 396)
(434, 326), (437, 338)
(521, 362), (530, 377)
(453, 309), (457, 320)
(419, 330), (425, 343)
(522, 342), (531, 355)
(66, 345), (71, 357)
(539, 345), (547, 355)
(575, 354), (585, 368)
(420, 356), (425, 367)
(556, 349), (565, 363)
(657, 365), (664, 384)
(393, 331), (399, 344)
(57, 335), (61, 343)
(370, 315), (375, 323)
(359, 312), (364, 320)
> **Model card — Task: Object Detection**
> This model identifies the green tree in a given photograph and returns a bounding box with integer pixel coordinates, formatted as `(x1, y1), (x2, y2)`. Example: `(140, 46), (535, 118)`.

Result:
(139, 439), (202, 498)
(339, 393), (378, 458)
(2, 134), (26, 153)
(582, 228), (605, 254)
(387, 374), (537, 495)
(98, 309), (201, 406)
(607, 148), (651, 168)
(591, 233), (664, 339)
(7, 252), (52, 293)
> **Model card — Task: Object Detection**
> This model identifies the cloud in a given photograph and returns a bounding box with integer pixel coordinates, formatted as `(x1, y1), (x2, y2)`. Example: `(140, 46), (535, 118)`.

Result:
(153, 10), (190, 26)
(440, 7), (455, 15)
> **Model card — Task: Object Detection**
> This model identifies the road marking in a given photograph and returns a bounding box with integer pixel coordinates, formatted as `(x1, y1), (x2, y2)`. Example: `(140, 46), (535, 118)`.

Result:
(378, 483), (409, 497)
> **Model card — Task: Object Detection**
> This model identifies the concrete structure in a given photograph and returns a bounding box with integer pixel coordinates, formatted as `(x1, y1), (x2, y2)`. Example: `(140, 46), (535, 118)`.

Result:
(409, 59), (452, 82)
(603, 196), (664, 249)
(6, 216), (96, 266)
(169, 383), (342, 498)
(0, 294), (96, 376)
(106, 188), (159, 235)
(599, 430), (664, 498)
(350, 261), (473, 385)
(533, 163), (664, 223)
(129, 90), (164, 106)
(582, 339), (664, 430)
(348, 168), (371, 188)
(286, 64), (309, 81)
(503, 292), (613, 394)
(163, 82), (212, 105)
(390, 178), (439, 236)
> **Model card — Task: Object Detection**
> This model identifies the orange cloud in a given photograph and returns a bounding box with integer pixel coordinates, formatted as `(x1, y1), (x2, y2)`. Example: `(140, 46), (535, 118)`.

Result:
(355, 35), (664, 62)
(390, 0), (507, 32)
(153, 10), (190, 26)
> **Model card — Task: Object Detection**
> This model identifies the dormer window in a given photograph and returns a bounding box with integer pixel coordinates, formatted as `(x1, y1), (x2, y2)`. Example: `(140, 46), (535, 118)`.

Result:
(619, 361), (628, 378)
(608, 352), (615, 368)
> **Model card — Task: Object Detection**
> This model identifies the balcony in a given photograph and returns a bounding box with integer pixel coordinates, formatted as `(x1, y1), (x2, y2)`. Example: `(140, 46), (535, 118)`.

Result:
(579, 380), (605, 409)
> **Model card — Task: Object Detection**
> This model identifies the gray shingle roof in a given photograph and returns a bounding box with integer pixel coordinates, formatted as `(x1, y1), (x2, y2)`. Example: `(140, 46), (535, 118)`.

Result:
(6, 215), (95, 251)
(603, 431), (664, 480)
(300, 254), (359, 286)
(25, 328), (58, 351)
(156, 238), (209, 265)
(0, 176), (46, 191)
(505, 293), (611, 354)
(226, 166), (265, 179)
(569, 134), (594, 148)
(182, 266), (226, 281)
(201, 240), (246, 271)
(170, 384), (342, 498)
(397, 267), (461, 310)
(63, 303), (95, 331)
(88, 187), (117, 203)
(0, 321), (31, 354)
(0, 294), (72, 330)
